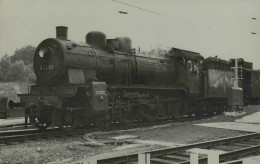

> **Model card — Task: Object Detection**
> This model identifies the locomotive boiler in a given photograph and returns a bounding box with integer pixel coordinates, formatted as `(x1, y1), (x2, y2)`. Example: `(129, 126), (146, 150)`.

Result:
(34, 27), (176, 87)
(15, 26), (205, 129)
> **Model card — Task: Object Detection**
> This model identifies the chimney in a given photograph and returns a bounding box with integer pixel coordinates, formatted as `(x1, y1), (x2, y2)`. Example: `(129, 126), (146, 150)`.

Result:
(56, 26), (68, 40)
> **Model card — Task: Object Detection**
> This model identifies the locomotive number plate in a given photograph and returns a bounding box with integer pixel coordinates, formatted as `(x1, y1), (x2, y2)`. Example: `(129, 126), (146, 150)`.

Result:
(40, 65), (54, 71)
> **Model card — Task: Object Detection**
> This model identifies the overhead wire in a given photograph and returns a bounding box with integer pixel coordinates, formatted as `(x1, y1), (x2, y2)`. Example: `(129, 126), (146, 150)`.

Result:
(112, 0), (164, 16)
(111, 0), (257, 26)
(111, 0), (193, 25)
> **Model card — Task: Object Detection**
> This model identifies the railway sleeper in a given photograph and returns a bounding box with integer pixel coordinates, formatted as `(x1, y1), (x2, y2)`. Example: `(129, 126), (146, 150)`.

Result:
(213, 145), (239, 151)
(161, 154), (189, 161)
(231, 142), (255, 148)
(150, 157), (177, 164)
(239, 141), (259, 146)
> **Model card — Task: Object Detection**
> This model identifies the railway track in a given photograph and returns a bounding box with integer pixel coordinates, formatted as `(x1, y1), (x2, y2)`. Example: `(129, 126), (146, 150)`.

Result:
(0, 121), (103, 145)
(0, 114), (212, 145)
(94, 133), (260, 164)
(0, 124), (34, 132)
(1, 118), (260, 163)
(0, 128), (85, 145)
(0, 121), (170, 145)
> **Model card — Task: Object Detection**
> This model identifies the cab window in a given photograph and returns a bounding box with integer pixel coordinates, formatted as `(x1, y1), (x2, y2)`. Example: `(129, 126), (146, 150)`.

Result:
(187, 61), (193, 72)
(193, 62), (199, 72)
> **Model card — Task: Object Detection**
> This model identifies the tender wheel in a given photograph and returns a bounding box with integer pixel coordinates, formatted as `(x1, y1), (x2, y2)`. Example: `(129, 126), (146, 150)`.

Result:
(201, 103), (208, 116)
(216, 104), (224, 114)
(223, 104), (228, 112)
(194, 102), (203, 117)
(206, 104), (214, 116)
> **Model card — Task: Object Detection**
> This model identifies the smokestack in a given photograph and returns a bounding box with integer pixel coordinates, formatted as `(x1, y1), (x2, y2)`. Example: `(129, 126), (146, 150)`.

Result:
(56, 26), (68, 40)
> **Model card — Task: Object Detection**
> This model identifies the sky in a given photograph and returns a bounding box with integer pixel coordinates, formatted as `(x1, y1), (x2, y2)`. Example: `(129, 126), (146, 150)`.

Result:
(0, 0), (260, 69)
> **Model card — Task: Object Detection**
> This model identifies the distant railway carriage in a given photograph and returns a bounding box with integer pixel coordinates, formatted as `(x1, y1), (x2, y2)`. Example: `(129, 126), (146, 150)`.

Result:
(9, 26), (260, 129)
(243, 68), (260, 104)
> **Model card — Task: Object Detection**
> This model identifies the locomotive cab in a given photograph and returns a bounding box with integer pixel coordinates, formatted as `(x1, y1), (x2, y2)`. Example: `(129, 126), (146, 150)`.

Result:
(185, 58), (203, 95)
(169, 48), (203, 95)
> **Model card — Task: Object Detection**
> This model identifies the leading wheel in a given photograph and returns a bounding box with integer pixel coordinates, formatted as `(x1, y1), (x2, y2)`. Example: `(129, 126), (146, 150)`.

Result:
(31, 107), (51, 129)
(31, 98), (52, 129)
(34, 117), (51, 129)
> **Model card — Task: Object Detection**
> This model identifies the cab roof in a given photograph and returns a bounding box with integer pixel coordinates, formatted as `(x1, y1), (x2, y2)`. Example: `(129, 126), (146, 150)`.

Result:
(169, 47), (204, 61)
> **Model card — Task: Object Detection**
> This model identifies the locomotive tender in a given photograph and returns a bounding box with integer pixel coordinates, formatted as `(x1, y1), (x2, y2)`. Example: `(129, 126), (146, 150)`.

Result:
(13, 26), (260, 128)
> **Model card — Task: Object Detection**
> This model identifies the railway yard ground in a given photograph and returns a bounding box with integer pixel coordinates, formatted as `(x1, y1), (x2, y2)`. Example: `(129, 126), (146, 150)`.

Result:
(0, 105), (259, 164)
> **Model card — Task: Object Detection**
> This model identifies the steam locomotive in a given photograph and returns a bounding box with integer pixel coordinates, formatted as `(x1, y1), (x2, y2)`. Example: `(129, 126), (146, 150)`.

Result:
(10, 26), (260, 129)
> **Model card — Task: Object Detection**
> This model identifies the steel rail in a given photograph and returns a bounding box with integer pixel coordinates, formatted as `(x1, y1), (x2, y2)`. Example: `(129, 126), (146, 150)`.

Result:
(177, 145), (260, 164)
(0, 129), (40, 137)
(0, 123), (25, 128)
(0, 114), (212, 145)
(0, 128), (83, 144)
(0, 118), (186, 145)
(96, 133), (260, 164)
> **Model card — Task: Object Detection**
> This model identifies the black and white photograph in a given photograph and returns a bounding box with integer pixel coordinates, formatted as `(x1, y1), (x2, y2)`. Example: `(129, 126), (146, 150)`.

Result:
(0, 0), (260, 163)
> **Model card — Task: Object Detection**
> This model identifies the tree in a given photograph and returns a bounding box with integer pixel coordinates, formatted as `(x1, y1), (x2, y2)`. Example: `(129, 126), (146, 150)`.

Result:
(10, 46), (36, 65)
(0, 54), (11, 81)
(0, 46), (37, 82)
(24, 63), (36, 82)
(7, 60), (27, 82)
(149, 45), (168, 57)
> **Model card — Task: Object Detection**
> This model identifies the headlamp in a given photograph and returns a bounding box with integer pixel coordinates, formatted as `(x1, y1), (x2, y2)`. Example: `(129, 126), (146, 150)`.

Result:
(39, 49), (45, 58)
